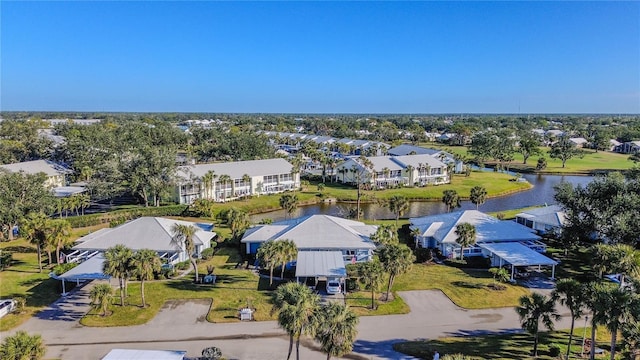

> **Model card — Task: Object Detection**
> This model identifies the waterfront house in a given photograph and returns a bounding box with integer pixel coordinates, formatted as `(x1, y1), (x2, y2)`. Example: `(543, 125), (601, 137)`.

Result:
(515, 205), (566, 235)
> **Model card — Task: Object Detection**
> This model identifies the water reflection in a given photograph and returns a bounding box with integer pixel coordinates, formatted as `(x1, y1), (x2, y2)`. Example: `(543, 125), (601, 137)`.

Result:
(250, 174), (594, 223)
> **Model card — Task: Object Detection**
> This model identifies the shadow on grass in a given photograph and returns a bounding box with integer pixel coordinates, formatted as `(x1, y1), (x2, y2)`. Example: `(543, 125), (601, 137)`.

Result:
(451, 281), (485, 289)
(257, 277), (287, 291)
(2, 246), (36, 253)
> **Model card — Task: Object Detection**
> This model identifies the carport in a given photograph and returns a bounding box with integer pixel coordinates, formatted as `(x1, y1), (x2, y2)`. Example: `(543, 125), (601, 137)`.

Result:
(49, 253), (110, 296)
(295, 251), (347, 286)
(479, 242), (558, 281)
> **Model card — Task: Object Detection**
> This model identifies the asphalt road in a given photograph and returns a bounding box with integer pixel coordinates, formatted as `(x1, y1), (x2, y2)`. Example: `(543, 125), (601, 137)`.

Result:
(8, 281), (575, 360)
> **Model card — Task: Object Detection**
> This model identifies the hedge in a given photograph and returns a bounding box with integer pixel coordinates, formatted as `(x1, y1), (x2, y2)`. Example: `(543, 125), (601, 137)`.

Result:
(65, 205), (189, 228)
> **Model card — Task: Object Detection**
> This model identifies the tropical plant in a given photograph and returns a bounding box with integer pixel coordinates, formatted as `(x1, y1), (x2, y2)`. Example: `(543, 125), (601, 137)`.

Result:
(48, 219), (71, 265)
(314, 302), (359, 360)
(353, 260), (384, 309)
(279, 194), (298, 220)
(217, 174), (231, 201)
(377, 243), (415, 301)
(226, 208), (251, 240)
(454, 223), (476, 260)
(515, 293), (560, 357)
(131, 249), (161, 308)
(552, 279), (586, 360)
(257, 241), (279, 286)
(274, 239), (298, 279)
(271, 282), (321, 360)
(201, 346), (223, 360)
(488, 267), (509, 284)
(202, 170), (216, 199)
(596, 285), (637, 360)
(536, 157), (547, 170)
(171, 223), (199, 283)
(387, 195), (409, 227)
(102, 244), (134, 306)
(241, 173), (251, 198)
(89, 283), (114, 316)
(370, 224), (398, 246)
(469, 185), (487, 210)
(19, 212), (48, 272)
(0, 331), (46, 360)
(442, 189), (460, 212)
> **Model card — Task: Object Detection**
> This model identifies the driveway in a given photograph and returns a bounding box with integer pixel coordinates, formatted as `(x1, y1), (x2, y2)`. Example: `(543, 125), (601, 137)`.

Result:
(11, 287), (575, 360)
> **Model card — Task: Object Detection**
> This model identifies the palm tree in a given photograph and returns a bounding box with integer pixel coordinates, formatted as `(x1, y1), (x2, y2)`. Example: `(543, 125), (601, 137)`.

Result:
(279, 194), (298, 220)
(515, 293), (560, 357)
(202, 170), (216, 199)
(171, 223), (199, 283)
(442, 189), (461, 212)
(89, 283), (114, 316)
(49, 219), (71, 265)
(381, 167), (390, 188)
(77, 193), (91, 215)
(377, 244), (415, 301)
(353, 260), (384, 309)
(315, 302), (359, 360)
(131, 249), (161, 308)
(405, 164), (415, 186)
(0, 330), (45, 360)
(469, 185), (487, 210)
(387, 195), (409, 227)
(217, 174), (231, 201)
(370, 224), (398, 246)
(226, 208), (251, 240)
(454, 223), (476, 260)
(275, 240), (298, 279)
(271, 282), (321, 360)
(19, 212), (48, 272)
(410, 226), (422, 249)
(552, 279), (586, 360)
(103, 244), (134, 306)
(257, 241), (279, 286)
(241, 173), (251, 199)
(597, 285), (636, 360)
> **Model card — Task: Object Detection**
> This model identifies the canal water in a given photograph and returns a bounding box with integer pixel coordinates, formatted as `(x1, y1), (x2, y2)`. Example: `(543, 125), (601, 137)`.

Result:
(250, 174), (594, 223)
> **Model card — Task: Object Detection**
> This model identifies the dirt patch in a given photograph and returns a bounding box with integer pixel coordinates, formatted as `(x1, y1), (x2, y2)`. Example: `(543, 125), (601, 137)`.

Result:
(149, 299), (213, 326)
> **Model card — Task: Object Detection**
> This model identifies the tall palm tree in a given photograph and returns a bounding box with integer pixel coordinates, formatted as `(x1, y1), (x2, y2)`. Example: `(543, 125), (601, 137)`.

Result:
(405, 164), (415, 186)
(410, 226), (422, 249)
(381, 167), (390, 188)
(515, 293), (560, 357)
(103, 244), (134, 306)
(597, 285), (636, 360)
(257, 241), (279, 286)
(241, 173), (252, 198)
(77, 193), (91, 215)
(217, 174), (231, 201)
(442, 189), (461, 212)
(271, 282), (321, 360)
(387, 195), (409, 227)
(171, 223), (199, 283)
(279, 194), (298, 220)
(469, 185), (488, 210)
(275, 240), (298, 279)
(19, 212), (48, 272)
(377, 243), (415, 301)
(89, 283), (114, 316)
(370, 224), (398, 246)
(315, 302), (359, 360)
(131, 249), (161, 308)
(454, 223), (476, 260)
(0, 330), (46, 360)
(354, 260), (384, 309)
(202, 170), (216, 200)
(227, 208), (251, 240)
(48, 219), (71, 265)
(584, 282), (608, 360)
(552, 279), (586, 360)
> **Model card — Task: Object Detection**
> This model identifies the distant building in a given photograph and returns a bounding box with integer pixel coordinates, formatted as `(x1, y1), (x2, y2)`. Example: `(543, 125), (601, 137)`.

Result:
(614, 141), (640, 154)
(568, 137), (588, 147)
(515, 205), (566, 235)
(387, 144), (463, 173)
(174, 158), (299, 204)
(0, 159), (71, 188)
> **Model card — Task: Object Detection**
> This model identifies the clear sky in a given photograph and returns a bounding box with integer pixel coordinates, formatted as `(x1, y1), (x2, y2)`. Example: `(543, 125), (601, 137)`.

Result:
(1, 1), (639, 114)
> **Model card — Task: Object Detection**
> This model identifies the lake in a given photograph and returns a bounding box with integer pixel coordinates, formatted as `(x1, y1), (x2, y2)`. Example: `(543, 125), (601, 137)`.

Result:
(250, 174), (594, 223)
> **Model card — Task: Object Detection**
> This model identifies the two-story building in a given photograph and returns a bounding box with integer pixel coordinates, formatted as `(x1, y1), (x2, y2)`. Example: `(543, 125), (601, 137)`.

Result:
(0, 159), (71, 188)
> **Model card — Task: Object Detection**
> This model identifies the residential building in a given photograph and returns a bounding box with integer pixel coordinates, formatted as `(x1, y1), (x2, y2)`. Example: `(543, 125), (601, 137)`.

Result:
(515, 205), (566, 235)
(174, 158), (300, 204)
(568, 137), (588, 147)
(0, 159), (70, 188)
(614, 141), (640, 154)
(387, 144), (464, 173)
(335, 154), (449, 188)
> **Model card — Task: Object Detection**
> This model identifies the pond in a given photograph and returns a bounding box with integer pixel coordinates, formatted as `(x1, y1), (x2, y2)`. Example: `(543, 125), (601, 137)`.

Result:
(250, 174), (594, 223)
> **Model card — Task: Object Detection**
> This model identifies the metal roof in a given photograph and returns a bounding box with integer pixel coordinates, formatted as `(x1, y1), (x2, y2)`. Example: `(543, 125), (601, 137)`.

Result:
(102, 349), (186, 360)
(55, 254), (109, 281)
(392, 154), (447, 168)
(177, 158), (293, 180)
(387, 144), (439, 156)
(295, 251), (347, 278)
(0, 160), (70, 176)
(479, 243), (558, 266)
(516, 205), (566, 227)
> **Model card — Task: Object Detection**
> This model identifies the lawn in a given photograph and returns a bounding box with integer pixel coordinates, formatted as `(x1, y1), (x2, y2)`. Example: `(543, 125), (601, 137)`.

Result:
(0, 239), (61, 331)
(393, 327), (619, 360)
(392, 264), (531, 308)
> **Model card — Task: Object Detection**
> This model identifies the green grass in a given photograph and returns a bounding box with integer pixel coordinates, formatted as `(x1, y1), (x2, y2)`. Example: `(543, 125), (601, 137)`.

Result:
(488, 206), (543, 220)
(393, 264), (531, 308)
(0, 239), (61, 331)
(393, 327), (619, 360)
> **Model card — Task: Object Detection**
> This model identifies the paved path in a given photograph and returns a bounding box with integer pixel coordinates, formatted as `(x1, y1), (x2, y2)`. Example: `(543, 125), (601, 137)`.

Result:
(9, 284), (576, 360)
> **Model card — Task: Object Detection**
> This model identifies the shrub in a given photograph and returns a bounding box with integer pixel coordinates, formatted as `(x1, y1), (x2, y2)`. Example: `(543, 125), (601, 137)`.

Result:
(414, 248), (434, 263)
(52, 262), (78, 275)
(12, 297), (26, 313)
(548, 345), (561, 357)
(66, 205), (189, 228)
(0, 251), (12, 270)
(174, 260), (191, 270)
(201, 346), (223, 360)
(444, 256), (490, 269)
(200, 248), (215, 260)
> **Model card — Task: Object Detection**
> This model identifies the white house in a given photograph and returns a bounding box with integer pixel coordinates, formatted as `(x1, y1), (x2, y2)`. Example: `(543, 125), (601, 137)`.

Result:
(71, 217), (216, 264)
(569, 137), (588, 147)
(0, 159), (70, 188)
(515, 205), (566, 235)
(174, 158), (300, 204)
(335, 154), (449, 188)
(410, 210), (556, 279)
(614, 141), (640, 154)
(387, 144), (464, 173)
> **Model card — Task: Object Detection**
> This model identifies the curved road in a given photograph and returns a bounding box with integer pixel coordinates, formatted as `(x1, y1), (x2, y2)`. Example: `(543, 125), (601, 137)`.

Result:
(10, 283), (575, 360)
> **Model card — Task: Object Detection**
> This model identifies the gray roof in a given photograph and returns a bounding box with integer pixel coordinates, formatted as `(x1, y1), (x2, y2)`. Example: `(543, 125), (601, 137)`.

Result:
(73, 217), (215, 252)
(410, 210), (539, 244)
(0, 160), (70, 176)
(54, 253), (110, 281)
(366, 156), (404, 172)
(295, 251), (347, 278)
(387, 144), (439, 156)
(241, 215), (377, 250)
(516, 205), (566, 228)
(479, 243), (557, 266)
(392, 154), (447, 168)
(177, 158), (293, 180)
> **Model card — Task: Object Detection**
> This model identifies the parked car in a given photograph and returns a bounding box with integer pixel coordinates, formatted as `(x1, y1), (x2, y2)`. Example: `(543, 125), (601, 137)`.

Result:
(326, 278), (341, 295)
(0, 299), (16, 318)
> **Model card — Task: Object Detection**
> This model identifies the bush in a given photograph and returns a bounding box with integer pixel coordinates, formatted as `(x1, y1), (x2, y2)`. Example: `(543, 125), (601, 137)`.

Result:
(175, 260), (191, 270)
(444, 256), (490, 269)
(0, 251), (12, 270)
(52, 262), (78, 275)
(66, 205), (189, 228)
(12, 297), (26, 313)
(548, 345), (561, 357)
(414, 248), (434, 263)
(200, 248), (215, 260)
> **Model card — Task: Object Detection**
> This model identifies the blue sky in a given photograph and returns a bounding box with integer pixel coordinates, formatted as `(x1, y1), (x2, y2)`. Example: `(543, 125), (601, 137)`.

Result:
(2, 1), (639, 113)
